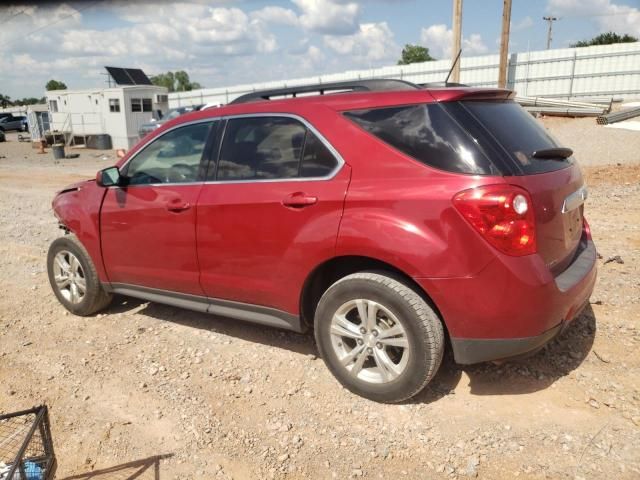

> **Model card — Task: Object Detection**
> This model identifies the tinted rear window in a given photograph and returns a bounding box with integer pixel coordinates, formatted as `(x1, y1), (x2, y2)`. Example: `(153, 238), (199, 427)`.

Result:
(344, 104), (498, 175)
(462, 100), (573, 174)
(215, 116), (339, 181)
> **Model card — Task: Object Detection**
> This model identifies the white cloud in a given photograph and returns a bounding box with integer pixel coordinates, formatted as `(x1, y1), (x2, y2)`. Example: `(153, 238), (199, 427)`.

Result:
(547, 0), (640, 36)
(420, 24), (489, 59)
(293, 0), (360, 35)
(250, 6), (299, 26)
(324, 22), (397, 64)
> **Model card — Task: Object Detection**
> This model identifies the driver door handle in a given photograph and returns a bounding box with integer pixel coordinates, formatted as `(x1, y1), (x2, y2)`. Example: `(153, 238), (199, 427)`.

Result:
(166, 201), (191, 212)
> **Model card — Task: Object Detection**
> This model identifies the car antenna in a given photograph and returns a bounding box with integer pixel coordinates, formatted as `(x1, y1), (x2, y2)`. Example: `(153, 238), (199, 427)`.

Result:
(444, 48), (463, 85)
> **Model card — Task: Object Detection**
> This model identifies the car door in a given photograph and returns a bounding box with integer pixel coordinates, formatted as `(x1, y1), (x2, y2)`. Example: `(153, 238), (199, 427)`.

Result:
(101, 119), (217, 295)
(8, 117), (21, 130)
(196, 114), (350, 314)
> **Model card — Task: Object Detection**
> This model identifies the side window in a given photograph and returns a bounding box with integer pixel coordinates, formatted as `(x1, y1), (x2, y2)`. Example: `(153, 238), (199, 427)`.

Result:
(123, 122), (213, 185)
(300, 132), (338, 177)
(344, 104), (497, 175)
(131, 98), (142, 112)
(217, 117), (306, 180)
(216, 116), (339, 181)
(109, 99), (120, 113)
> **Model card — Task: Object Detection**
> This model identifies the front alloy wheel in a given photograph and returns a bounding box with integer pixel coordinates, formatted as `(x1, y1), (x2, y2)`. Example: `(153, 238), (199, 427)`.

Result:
(52, 250), (87, 304)
(47, 235), (112, 316)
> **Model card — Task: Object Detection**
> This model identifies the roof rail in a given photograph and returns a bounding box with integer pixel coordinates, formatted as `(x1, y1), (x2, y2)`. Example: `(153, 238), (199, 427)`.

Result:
(229, 79), (421, 104)
(419, 82), (470, 88)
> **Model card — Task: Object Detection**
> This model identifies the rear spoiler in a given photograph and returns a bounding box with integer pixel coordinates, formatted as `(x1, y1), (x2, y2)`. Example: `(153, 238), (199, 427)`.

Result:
(428, 88), (515, 102)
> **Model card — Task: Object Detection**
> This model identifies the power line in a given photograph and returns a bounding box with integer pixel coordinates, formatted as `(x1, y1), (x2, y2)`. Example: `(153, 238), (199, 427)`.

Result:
(552, 11), (638, 18)
(4, 2), (100, 49)
(0, 8), (28, 26)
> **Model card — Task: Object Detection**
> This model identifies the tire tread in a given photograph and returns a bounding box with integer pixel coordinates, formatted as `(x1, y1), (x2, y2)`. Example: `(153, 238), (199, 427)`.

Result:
(47, 235), (112, 315)
(317, 271), (444, 402)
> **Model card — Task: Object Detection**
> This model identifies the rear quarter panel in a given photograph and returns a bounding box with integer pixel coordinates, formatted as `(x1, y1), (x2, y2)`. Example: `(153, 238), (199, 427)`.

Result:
(328, 112), (502, 279)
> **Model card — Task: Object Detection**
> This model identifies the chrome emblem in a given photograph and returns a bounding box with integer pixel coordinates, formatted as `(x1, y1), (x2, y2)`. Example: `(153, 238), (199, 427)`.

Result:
(562, 186), (588, 213)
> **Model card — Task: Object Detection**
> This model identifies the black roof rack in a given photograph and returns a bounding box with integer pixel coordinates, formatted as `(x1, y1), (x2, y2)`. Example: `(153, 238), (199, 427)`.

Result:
(230, 79), (421, 104)
(419, 82), (470, 88)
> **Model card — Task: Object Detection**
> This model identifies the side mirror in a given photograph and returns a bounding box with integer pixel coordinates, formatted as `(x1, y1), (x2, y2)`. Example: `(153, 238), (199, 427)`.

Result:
(96, 166), (121, 187)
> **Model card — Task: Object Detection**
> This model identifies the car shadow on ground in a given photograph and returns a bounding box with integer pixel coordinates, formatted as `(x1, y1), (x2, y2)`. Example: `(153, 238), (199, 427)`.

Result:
(105, 297), (596, 403)
(107, 295), (317, 357)
(410, 305), (598, 402)
(58, 454), (173, 480)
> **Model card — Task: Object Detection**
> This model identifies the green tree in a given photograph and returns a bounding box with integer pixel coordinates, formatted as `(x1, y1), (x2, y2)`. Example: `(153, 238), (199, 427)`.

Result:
(397, 44), (436, 65)
(0, 94), (12, 108)
(14, 97), (44, 106)
(571, 32), (638, 47)
(151, 71), (202, 92)
(150, 71), (175, 91)
(45, 79), (68, 91)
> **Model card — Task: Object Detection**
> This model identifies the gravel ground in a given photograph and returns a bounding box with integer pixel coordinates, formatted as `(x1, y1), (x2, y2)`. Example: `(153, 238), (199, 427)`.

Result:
(0, 120), (639, 480)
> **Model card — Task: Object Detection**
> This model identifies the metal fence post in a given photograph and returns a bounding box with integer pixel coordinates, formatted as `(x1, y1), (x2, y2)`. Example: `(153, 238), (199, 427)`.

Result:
(568, 50), (577, 99)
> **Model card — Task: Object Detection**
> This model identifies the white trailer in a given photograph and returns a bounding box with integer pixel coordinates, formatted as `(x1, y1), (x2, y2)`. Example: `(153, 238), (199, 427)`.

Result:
(46, 85), (168, 149)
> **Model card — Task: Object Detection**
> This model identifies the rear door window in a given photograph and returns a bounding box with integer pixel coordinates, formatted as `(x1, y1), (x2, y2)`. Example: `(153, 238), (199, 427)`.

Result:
(344, 104), (499, 175)
(462, 100), (573, 174)
(215, 116), (339, 181)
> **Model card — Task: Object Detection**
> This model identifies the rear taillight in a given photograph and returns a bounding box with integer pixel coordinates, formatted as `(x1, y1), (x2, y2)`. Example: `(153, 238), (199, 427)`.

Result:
(583, 217), (592, 240)
(453, 185), (537, 256)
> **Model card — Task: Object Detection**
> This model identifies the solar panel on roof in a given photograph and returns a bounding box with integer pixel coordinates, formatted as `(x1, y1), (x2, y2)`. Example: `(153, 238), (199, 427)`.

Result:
(105, 66), (152, 86)
(105, 66), (134, 85)
(126, 68), (152, 85)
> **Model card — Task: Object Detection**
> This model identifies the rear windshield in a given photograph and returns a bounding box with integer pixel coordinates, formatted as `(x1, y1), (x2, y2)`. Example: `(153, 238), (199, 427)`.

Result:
(462, 100), (574, 174)
(344, 104), (500, 175)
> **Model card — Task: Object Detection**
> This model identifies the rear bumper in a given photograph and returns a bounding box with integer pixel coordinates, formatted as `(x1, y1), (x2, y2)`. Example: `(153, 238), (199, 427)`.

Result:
(417, 239), (597, 364)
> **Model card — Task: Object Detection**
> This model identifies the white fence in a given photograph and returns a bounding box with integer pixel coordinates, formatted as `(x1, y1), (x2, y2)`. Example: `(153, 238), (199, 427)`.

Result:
(170, 42), (640, 108)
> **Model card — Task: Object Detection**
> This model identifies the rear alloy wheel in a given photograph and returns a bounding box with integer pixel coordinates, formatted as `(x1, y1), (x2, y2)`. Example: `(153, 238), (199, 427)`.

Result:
(315, 272), (444, 403)
(47, 235), (112, 316)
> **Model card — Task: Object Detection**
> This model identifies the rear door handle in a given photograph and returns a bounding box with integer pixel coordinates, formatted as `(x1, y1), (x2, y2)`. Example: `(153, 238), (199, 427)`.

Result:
(166, 200), (191, 212)
(282, 192), (318, 208)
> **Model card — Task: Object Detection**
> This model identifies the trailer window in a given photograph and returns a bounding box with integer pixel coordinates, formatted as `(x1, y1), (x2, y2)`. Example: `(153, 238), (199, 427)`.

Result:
(109, 99), (120, 113)
(131, 98), (142, 112)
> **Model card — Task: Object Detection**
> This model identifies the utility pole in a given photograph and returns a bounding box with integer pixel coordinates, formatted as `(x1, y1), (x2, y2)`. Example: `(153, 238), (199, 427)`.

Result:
(543, 16), (557, 49)
(451, 0), (463, 83)
(498, 0), (512, 89)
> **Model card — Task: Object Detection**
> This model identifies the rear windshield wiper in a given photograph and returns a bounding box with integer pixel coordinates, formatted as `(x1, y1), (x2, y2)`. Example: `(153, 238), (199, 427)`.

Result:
(531, 147), (573, 160)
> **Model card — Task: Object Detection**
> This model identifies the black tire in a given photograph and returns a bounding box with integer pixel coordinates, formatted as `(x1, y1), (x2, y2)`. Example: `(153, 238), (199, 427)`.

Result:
(47, 235), (112, 316)
(314, 271), (444, 403)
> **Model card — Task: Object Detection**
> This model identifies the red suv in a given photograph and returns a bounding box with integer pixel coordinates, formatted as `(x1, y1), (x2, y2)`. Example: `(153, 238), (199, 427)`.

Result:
(48, 80), (596, 402)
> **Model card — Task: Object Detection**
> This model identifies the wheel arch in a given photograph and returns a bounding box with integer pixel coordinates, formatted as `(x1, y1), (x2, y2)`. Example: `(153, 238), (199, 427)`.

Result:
(299, 255), (447, 333)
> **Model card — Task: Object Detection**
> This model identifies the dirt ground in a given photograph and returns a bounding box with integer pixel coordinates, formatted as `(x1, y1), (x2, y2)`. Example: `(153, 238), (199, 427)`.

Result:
(1, 118), (639, 480)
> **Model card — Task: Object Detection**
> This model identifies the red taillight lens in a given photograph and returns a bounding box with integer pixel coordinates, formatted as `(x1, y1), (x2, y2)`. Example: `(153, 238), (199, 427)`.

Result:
(453, 185), (537, 256)
(583, 216), (592, 239)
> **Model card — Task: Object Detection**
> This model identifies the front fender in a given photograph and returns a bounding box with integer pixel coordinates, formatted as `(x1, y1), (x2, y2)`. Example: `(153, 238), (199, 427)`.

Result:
(52, 180), (109, 282)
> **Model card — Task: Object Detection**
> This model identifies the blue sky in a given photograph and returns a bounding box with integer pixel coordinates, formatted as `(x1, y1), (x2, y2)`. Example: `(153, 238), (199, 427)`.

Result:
(1, 0), (639, 98)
